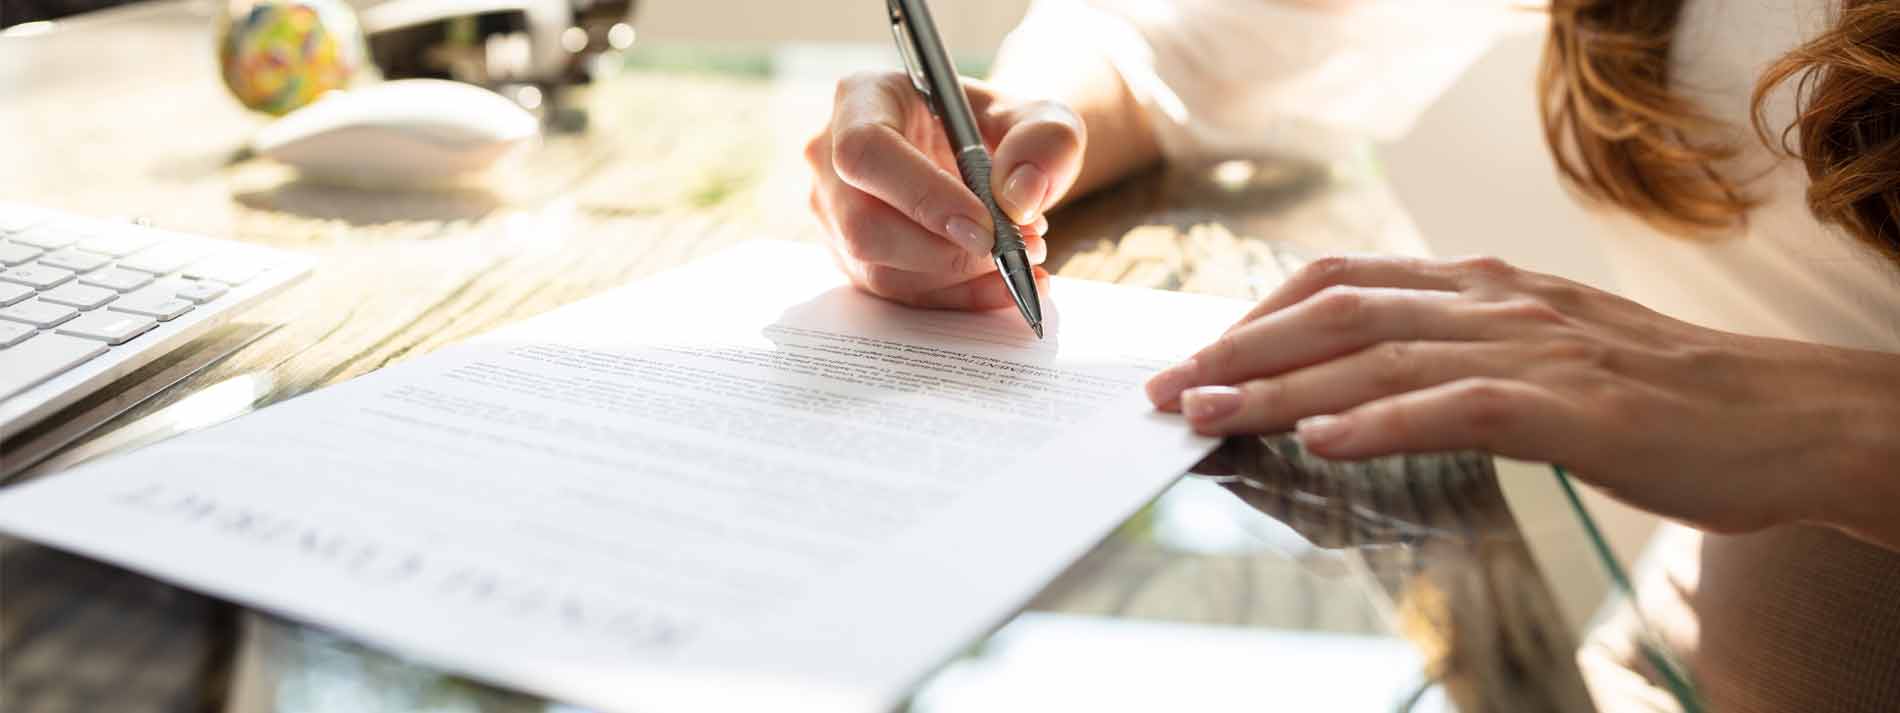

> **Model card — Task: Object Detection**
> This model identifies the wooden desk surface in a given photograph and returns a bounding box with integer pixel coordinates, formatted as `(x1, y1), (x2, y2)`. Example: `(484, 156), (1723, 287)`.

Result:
(0, 4), (1615, 712)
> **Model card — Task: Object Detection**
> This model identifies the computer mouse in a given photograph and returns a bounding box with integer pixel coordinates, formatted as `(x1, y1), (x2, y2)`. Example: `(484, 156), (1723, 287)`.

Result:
(252, 79), (539, 186)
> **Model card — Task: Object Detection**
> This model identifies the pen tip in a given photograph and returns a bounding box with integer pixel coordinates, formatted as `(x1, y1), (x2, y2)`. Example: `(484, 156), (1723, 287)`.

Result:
(1032, 322), (1044, 339)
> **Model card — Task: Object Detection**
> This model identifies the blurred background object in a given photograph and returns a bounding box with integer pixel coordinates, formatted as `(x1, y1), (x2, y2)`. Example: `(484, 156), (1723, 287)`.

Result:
(216, 0), (366, 115)
(3, 0), (637, 132)
(1, 0), (119, 26)
(1, 0), (1010, 50)
(355, 0), (638, 131)
(250, 77), (540, 185)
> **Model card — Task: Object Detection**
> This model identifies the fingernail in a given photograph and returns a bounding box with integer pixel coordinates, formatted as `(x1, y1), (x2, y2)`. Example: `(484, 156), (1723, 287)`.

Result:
(1000, 164), (1049, 225)
(1297, 415), (1350, 447)
(944, 215), (992, 254)
(1026, 236), (1047, 264)
(1145, 358), (1199, 406)
(1181, 386), (1242, 422)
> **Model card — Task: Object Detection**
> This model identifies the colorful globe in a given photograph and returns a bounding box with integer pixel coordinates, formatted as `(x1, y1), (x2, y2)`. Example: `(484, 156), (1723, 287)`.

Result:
(217, 0), (364, 115)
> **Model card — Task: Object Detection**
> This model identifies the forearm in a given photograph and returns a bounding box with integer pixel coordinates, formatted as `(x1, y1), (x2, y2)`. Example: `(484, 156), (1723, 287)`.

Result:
(988, 43), (1158, 206)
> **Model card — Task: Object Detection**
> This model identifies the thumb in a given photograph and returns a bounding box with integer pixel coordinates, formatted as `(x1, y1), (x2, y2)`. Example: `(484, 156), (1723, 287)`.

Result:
(989, 100), (1085, 226)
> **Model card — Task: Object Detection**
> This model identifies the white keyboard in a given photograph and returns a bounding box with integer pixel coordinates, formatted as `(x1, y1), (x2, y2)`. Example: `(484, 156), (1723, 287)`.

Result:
(0, 203), (313, 440)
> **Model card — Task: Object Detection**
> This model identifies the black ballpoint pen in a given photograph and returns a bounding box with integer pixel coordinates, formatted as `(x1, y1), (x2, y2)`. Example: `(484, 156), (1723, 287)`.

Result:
(888, 0), (1045, 338)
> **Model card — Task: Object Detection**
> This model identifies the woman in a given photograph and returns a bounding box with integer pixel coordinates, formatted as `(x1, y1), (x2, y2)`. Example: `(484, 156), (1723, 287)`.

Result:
(804, 0), (1900, 709)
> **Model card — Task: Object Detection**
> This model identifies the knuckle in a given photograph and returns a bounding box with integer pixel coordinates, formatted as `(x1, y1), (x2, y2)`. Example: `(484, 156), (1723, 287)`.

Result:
(836, 70), (889, 99)
(946, 247), (975, 276)
(1493, 297), (1567, 325)
(906, 186), (946, 228)
(859, 265), (910, 299)
(1537, 286), (1589, 315)
(1016, 110), (1085, 150)
(1454, 378), (1523, 433)
(1200, 334), (1243, 373)
(1043, 100), (1088, 141)
(803, 133), (828, 168)
(830, 123), (894, 184)
(1452, 255), (1517, 281)
(839, 232), (879, 264)
(1240, 377), (1279, 402)
(1527, 275), (1588, 305)
(1298, 255), (1357, 288)
(1308, 285), (1370, 330)
(1239, 379), (1284, 413)
(835, 210), (882, 262)
(1370, 341), (1419, 391)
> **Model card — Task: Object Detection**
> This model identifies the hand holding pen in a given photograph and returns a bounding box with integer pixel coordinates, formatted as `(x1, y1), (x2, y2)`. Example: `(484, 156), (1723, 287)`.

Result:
(802, 14), (1083, 317)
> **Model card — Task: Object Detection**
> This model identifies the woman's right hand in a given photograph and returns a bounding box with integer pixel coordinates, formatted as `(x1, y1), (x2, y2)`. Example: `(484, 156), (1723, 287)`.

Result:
(804, 71), (1086, 310)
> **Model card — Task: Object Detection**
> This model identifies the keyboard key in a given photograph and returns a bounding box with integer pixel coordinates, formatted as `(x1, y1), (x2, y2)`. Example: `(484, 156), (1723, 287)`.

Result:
(0, 207), (50, 234)
(0, 264), (76, 289)
(10, 225), (80, 250)
(52, 217), (123, 239)
(183, 257), (268, 285)
(0, 282), (30, 307)
(78, 267), (153, 292)
(0, 322), (32, 348)
(171, 280), (227, 304)
(56, 310), (156, 345)
(39, 282), (116, 309)
(0, 241), (41, 266)
(0, 333), (107, 399)
(108, 289), (192, 321)
(78, 230), (161, 257)
(118, 243), (205, 274)
(0, 299), (80, 328)
(36, 248), (110, 273)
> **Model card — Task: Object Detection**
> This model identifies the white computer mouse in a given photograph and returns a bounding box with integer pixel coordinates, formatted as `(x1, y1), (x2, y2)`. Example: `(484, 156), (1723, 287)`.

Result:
(252, 79), (539, 186)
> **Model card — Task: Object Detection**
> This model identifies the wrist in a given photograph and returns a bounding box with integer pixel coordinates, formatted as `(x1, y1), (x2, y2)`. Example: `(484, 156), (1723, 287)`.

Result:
(1812, 347), (1900, 551)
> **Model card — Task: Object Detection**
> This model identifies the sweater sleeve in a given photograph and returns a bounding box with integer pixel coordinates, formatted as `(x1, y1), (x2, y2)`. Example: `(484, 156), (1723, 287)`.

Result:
(996, 0), (1516, 162)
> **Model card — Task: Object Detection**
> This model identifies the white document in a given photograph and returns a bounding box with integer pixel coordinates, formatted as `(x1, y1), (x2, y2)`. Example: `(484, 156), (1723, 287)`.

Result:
(0, 241), (1247, 713)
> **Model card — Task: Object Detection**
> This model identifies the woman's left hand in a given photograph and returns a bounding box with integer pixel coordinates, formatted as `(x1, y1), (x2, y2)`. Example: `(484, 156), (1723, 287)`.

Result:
(1143, 255), (1900, 541)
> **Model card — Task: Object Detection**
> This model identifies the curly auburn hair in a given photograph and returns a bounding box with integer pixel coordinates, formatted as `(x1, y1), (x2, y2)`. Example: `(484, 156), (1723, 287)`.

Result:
(1540, 0), (1900, 266)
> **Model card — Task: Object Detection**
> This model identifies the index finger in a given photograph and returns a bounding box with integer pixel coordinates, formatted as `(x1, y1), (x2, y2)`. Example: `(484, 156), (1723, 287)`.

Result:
(1146, 287), (1485, 409)
(829, 73), (994, 253)
(1230, 255), (1466, 332)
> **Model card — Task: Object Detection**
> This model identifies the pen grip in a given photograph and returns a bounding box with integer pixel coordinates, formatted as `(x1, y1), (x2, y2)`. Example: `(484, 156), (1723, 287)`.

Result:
(954, 147), (1024, 256)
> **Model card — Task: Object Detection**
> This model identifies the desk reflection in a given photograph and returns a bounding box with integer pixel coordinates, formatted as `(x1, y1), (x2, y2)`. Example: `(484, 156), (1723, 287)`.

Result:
(0, 433), (1589, 713)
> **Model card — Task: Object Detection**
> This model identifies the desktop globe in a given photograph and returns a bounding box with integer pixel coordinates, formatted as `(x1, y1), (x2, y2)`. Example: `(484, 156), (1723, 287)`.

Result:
(216, 0), (366, 115)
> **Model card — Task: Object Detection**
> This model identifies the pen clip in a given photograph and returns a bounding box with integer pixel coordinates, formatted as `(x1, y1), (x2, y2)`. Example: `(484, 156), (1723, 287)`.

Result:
(888, 0), (934, 111)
